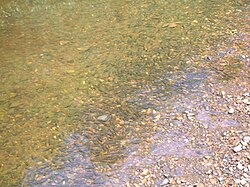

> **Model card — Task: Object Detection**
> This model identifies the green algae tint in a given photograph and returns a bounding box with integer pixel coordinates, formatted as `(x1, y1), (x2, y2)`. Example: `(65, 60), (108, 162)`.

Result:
(0, 0), (248, 186)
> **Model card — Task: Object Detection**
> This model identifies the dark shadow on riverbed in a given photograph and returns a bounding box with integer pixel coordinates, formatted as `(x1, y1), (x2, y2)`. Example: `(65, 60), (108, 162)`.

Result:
(22, 67), (214, 186)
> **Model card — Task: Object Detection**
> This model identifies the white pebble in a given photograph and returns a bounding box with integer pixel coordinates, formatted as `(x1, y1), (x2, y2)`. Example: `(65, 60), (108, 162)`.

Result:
(97, 114), (110, 121)
(244, 168), (248, 172)
(218, 177), (223, 181)
(233, 144), (243, 152)
(228, 107), (235, 114)
(241, 140), (248, 146)
(243, 92), (250, 97)
(160, 179), (169, 186)
(243, 98), (250, 105)
(237, 163), (244, 170)
(243, 136), (250, 144)
(221, 91), (226, 98)
(141, 169), (149, 175)
(240, 179), (247, 185)
(243, 173), (249, 178)
(235, 179), (241, 184)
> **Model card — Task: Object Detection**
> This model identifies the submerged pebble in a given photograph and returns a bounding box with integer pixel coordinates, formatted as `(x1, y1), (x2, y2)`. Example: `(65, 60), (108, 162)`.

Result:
(233, 145), (243, 152)
(97, 115), (110, 121)
(228, 107), (235, 114)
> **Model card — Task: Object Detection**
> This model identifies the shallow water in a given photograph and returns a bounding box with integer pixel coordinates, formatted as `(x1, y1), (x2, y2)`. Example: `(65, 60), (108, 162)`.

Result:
(0, 0), (248, 186)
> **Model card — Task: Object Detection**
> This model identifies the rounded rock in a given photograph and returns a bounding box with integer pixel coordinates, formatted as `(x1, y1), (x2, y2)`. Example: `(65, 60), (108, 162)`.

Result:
(228, 108), (235, 114)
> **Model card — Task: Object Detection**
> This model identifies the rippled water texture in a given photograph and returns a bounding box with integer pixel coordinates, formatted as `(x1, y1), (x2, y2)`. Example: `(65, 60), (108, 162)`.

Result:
(0, 0), (248, 186)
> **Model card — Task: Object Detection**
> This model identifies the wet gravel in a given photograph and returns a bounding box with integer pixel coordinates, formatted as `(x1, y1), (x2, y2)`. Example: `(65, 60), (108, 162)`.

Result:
(22, 6), (249, 187)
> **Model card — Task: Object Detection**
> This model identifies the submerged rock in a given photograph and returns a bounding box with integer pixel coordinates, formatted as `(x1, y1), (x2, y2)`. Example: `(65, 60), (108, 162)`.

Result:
(228, 107), (235, 114)
(97, 115), (110, 122)
(233, 145), (243, 152)
(160, 178), (170, 186)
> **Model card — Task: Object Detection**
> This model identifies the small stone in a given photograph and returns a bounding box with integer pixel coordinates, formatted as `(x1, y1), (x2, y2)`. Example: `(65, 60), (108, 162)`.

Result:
(241, 140), (248, 146)
(235, 179), (241, 184)
(126, 182), (130, 187)
(176, 178), (186, 184)
(163, 174), (169, 178)
(176, 179), (181, 184)
(228, 107), (235, 114)
(218, 177), (223, 182)
(206, 170), (212, 175)
(243, 92), (250, 97)
(186, 113), (195, 121)
(235, 178), (247, 186)
(210, 178), (217, 184)
(160, 179), (169, 186)
(141, 169), (149, 176)
(243, 136), (250, 144)
(242, 99), (250, 105)
(240, 179), (247, 185)
(237, 163), (244, 170)
(180, 179), (186, 183)
(233, 144), (243, 152)
(226, 179), (235, 185)
(205, 56), (212, 61)
(243, 173), (249, 178)
(204, 155), (211, 159)
(97, 115), (110, 121)
(196, 183), (205, 187)
(169, 178), (175, 184)
(244, 168), (248, 172)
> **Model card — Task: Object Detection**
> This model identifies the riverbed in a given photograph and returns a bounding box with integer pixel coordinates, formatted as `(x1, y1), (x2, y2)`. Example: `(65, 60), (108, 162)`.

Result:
(0, 0), (249, 186)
